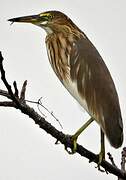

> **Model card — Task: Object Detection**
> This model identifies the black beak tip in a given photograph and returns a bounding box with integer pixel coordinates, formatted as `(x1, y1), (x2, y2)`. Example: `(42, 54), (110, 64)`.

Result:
(8, 19), (12, 22)
(8, 18), (18, 22)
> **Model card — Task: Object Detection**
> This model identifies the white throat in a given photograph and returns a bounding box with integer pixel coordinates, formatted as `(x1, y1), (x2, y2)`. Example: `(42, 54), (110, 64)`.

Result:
(39, 21), (53, 35)
(42, 26), (53, 34)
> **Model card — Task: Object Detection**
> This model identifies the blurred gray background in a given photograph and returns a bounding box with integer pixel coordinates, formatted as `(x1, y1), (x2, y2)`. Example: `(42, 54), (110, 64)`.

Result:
(0, 0), (126, 179)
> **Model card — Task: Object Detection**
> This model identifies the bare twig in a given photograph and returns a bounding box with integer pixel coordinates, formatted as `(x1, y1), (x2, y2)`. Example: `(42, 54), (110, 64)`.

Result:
(0, 52), (20, 107)
(26, 97), (63, 129)
(13, 81), (19, 97)
(0, 51), (126, 179)
(20, 80), (27, 101)
(38, 97), (63, 129)
(121, 147), (126, 171)
(118, 147), (126, 180)
(107, 152), (117, 167)
(0, 53), (14, 97)
(37, 100), (47, 118)
(0, 89), (11, 99)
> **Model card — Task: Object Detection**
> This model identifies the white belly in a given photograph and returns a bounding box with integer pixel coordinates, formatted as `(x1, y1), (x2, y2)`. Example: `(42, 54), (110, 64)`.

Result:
(63, 78), (89, 113)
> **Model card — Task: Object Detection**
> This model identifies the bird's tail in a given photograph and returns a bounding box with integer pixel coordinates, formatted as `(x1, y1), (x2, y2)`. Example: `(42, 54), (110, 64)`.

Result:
(104, 113), (123, 148)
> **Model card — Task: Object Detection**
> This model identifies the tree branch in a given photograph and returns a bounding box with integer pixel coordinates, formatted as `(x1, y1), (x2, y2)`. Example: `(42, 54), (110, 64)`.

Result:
(0, 51), (126, 179)
(0, 89), (11, 99)
(0, 101), (15, 107)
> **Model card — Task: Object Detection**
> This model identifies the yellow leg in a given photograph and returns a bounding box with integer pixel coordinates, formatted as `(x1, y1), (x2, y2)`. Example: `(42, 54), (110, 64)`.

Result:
(70, 117), (94, 154)
(99, 129), (105, 161)
(97, 129), (105, 170)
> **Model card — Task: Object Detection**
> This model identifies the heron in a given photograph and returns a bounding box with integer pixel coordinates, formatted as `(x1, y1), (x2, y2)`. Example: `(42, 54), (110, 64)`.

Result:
(8, 11), (123, 166)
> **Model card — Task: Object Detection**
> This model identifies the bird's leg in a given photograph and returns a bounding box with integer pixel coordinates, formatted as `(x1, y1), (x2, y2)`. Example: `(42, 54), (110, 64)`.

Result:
(97, 129), (105, 170)
(67, 117), (94, 154)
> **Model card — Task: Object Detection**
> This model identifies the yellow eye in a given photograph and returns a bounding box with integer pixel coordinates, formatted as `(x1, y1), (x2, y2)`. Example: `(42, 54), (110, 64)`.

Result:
(47, 14), (53, 20)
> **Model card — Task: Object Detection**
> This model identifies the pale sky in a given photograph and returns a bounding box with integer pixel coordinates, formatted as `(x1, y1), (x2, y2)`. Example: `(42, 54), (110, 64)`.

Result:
(0, 0), (126, 180)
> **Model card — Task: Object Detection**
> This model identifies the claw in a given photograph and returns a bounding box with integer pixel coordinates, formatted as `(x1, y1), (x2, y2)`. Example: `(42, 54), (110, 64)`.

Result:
(65, 135), (77, 154)
(65, 135), (78, 154)
(65, 118), (94, 154)
(95, 150), (105, 172)
(96, 156), (104, 171)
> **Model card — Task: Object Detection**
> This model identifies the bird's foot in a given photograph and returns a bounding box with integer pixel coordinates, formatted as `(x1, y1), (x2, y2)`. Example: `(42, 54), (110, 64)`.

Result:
(95, 151), (106, 172)
(65, 118), (94, 154)
(65, 135), (78, 154)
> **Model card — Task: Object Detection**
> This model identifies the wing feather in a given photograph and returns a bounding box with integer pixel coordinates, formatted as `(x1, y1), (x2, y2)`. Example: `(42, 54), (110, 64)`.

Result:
(70, 36), (123, 148)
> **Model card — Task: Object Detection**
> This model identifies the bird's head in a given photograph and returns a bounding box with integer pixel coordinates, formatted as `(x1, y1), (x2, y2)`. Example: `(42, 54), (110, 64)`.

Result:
(8, 11), (80, 34)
